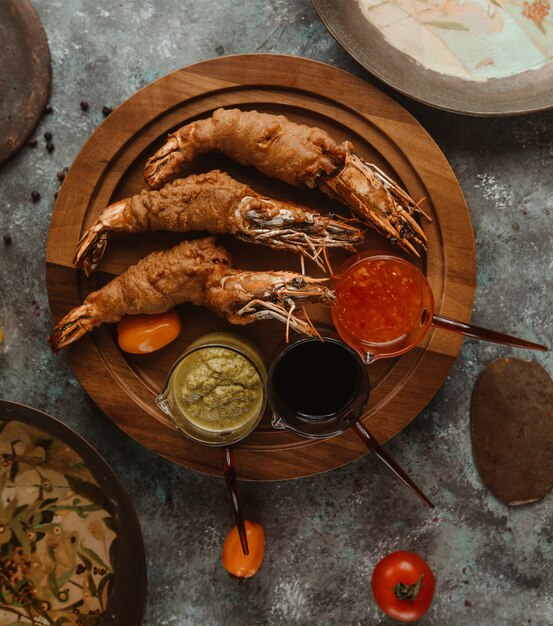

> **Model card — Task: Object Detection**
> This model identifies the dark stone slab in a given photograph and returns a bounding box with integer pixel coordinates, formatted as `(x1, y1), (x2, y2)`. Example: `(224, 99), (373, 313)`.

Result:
(472, 358), (553, 505)
(0, 0), (51, 165)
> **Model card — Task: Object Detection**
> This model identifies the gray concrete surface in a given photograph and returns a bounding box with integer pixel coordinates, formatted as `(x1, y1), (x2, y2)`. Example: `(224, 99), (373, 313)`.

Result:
(0, 1), (552, 624)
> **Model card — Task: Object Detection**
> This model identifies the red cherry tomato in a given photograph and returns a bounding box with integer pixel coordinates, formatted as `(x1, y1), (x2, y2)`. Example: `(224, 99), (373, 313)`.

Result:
(117, 309), (181, 354)
(371, 551), (435, 622)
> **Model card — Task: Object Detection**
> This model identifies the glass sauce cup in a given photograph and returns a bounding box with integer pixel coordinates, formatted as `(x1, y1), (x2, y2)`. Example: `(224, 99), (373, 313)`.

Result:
(332, 251), (546, 362)
(156, 332), (267, 446)
(267, 329), (433, 508)
(268, 329), (370, 438)
(331, 251), (434, 364)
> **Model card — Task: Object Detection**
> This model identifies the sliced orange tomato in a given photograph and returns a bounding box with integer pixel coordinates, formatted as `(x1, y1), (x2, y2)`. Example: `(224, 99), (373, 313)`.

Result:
(117, 309), (181, 354)
(222, 520), (265, 578)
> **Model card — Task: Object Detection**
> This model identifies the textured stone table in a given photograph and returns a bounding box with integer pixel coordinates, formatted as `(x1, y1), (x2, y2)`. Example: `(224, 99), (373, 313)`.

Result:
(1, 1), (552, 624)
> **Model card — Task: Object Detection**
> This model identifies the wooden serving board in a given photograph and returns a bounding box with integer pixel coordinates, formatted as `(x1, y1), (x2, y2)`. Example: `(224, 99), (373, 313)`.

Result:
(46, 55), (476, 480)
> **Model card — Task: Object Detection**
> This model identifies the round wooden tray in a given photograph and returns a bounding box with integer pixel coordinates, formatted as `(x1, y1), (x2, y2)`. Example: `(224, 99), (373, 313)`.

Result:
(46, 54), (476, 481)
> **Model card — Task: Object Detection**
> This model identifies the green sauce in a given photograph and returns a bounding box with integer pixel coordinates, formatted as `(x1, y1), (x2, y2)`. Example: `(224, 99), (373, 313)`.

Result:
(172, 347), (264, 433)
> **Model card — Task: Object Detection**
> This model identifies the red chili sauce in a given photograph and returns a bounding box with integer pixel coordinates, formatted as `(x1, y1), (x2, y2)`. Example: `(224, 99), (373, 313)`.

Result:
(333, 257), (425, 345)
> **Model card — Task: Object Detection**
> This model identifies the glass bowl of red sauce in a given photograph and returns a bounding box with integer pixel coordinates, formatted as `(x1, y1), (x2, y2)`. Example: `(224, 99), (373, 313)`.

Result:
(331, 251), (434, 364)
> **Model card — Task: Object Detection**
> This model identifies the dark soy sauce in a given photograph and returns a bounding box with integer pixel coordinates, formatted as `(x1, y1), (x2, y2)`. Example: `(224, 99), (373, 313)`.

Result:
(272, 340), (362, 419)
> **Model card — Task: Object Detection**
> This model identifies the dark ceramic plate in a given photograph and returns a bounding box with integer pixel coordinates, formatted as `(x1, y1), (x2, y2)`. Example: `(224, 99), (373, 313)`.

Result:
(0, 400), (146, 625)
(313, 0), (553, 116)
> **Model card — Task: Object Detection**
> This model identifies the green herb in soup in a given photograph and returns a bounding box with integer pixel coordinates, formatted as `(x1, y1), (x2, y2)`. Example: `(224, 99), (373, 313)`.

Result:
(173, 347), (263, 432)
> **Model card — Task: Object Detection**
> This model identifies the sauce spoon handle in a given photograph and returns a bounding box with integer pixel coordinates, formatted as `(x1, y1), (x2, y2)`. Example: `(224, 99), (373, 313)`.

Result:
(353, 422), (434, 509)
(222, 446), (249, 555)
(432, 315), (547, 351)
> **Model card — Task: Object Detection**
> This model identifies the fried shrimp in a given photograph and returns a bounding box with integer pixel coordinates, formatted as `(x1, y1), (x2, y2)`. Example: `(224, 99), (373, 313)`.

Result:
(74, 171), (362, 276)
(50, 237), (334, 351)
(144, 108), (430, 256)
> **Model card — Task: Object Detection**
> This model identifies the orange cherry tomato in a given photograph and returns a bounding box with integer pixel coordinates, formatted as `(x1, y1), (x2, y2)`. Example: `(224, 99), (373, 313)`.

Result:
(117, 309), (181, 354)
(222, 520), (265, 578)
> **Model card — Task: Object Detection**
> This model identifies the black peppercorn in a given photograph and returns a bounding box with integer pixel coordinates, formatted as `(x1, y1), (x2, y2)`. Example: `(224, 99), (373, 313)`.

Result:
(80, 100), (89, 111)
(45, 103), (53, 114)
(31, 190), (41, 202)
(102, 105), (113, 117)
(57, 170), (65, 182)
(44, 131), (52, 141)
(3, 234), (12, 245)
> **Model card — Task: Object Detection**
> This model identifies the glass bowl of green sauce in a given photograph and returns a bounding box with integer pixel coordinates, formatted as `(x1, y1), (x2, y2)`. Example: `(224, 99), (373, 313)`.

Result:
(156, 332), (267, 446)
